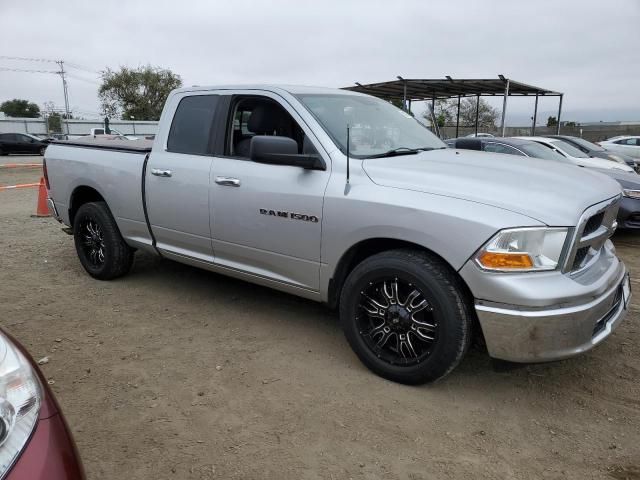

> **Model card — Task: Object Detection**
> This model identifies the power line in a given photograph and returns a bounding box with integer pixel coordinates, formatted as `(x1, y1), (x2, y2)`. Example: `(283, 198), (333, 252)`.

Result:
(0, 55), (57, 63)
(0, 55), (101, 75)
(0, 67), (58, 74)
(66, 73), (100, 85)
(56, 60), (71, 134)
(1, 56), (103, 127)
(66, 62), (101, 75)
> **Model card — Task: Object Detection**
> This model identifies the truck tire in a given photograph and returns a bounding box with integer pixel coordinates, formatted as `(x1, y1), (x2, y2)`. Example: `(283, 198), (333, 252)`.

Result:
(73, 201), (134, 280)
(339, 249), (472, 384)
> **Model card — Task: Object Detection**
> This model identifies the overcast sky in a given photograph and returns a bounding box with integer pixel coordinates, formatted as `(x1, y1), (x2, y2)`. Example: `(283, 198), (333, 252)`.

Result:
(1, 0), (639, 124)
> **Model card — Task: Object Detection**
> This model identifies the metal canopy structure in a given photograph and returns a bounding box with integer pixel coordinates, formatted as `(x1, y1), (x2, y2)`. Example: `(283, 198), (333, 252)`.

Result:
(343, 75), (564, 137)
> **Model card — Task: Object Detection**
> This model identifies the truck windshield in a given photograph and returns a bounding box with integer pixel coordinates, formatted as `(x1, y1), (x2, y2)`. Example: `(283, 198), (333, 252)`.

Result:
(295, 94), (445, 159)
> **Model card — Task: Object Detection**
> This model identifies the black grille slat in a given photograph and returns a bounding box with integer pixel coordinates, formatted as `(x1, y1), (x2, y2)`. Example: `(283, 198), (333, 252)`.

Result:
(568, 199), (619, 272)
(584, 212), (604, 236)
(572, 246), (590, 270)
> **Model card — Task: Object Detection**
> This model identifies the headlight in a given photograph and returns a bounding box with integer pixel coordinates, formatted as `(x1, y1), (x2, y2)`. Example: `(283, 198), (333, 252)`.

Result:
(0, 331), (41, 475)
(476, 227), (568, 272)
(623, 189), (640, 200)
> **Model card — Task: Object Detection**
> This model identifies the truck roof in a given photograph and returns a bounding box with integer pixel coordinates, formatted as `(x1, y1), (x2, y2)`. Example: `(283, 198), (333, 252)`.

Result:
(172, 84), (366, 96)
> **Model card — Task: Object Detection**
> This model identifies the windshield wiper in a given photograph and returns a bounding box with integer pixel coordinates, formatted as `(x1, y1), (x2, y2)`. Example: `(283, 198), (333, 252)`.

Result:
(364, 147), (436, 159)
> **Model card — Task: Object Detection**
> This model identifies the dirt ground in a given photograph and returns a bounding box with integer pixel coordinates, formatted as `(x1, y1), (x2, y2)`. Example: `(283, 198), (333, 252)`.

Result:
(1, 156), (639, 479)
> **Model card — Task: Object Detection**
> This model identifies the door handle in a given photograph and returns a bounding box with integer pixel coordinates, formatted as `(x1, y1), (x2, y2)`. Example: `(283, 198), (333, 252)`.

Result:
(151, 168), (172, 177)
(215, 176), (241, 187)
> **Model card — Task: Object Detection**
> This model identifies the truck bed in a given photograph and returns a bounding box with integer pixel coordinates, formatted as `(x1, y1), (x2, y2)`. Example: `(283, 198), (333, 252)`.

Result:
(46, 140), (154, 251)
(52, 138), (153, 153)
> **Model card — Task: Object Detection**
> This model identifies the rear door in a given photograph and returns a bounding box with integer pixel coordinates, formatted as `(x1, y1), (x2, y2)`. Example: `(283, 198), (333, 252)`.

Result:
(209, 92), (331, 292)
(0, 134), (18, 153)
(15, 134), (39, 154)
(145, 93), (220, 263)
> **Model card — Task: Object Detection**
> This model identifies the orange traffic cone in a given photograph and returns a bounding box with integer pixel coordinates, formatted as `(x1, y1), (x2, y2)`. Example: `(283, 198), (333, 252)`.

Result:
(32, 177), (50, 217)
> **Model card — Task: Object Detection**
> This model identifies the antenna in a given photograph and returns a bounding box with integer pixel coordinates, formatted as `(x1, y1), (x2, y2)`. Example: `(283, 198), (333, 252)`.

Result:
(346, 124), (350, 184)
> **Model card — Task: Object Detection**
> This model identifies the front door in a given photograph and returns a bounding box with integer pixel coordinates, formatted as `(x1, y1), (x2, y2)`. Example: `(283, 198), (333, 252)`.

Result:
(210, 93), (330, 291)
(145, 93), (220, 263)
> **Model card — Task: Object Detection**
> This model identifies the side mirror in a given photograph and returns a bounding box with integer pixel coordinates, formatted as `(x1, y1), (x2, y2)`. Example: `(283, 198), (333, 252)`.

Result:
(250, 136), (324, 170)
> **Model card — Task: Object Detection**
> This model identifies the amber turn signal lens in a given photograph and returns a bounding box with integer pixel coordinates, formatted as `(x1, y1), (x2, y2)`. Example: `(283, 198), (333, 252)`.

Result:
(478, 252), (534, 269)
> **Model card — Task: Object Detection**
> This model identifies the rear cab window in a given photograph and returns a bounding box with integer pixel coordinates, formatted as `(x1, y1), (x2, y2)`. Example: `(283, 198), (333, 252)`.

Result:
(167, 95), (219, 155)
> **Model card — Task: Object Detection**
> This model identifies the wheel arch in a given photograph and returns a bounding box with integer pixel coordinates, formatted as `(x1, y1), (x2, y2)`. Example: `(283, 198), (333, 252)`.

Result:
(68, 185), (107, 227)
(327, 237), (475, 311)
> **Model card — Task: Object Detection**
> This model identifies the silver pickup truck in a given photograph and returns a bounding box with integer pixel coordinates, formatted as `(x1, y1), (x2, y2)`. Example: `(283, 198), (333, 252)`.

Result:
(44, 85), (631, 384)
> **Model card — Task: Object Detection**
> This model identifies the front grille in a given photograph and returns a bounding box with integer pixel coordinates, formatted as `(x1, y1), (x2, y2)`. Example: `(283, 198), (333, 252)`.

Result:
(592, 285), (623, 336)
(565, 197), (620, 273)
(584, 212), (604, 236)
(572, 247), (590, 270)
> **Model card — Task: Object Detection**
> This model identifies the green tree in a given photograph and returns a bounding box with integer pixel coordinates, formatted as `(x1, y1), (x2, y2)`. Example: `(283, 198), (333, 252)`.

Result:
(47, 112), (62, 132)
(387, 98), (414, 116)
(388, 98), (404, 109)
(547, 116), (558, 127)
(419, 99), (455, 127)
(0, 99), (40, 118)
(422, 98), (498, 129)
(99, 65), (183, 120)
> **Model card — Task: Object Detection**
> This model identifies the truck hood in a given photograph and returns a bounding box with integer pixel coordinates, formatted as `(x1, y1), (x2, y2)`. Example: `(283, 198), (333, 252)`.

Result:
(361, 149), (622, 226)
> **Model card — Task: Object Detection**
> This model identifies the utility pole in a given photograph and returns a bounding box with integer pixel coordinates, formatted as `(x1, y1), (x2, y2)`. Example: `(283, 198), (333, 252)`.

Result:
(56, 60), (71, 134)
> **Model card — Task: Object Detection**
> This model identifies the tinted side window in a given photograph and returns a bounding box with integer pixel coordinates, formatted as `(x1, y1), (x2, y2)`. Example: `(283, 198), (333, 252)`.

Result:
(167, 95), (218, 155)
(484, 143), (524, 156)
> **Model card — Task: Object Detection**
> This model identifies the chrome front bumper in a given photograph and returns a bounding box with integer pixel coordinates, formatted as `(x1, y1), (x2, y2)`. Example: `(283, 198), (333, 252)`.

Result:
(475, 267), (630, 363)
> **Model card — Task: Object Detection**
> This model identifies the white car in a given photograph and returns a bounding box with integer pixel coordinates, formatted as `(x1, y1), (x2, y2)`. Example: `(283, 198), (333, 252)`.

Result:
(465, 133), (494, 138)
(90, 127), (139, 141)
(515, 136), (635, 173)
(599, 136), (640, 159)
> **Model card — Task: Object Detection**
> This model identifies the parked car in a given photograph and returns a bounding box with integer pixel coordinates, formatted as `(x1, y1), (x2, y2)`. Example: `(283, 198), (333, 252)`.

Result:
(544, 135), (637, 170)
(445, 136), (571, 161)
(0, 133), (49, 156)
(47, 133), (69, 141)
(465, 132), (494, 138)
(593, 168), (640, 229)
(89, 128), (138, 141)
(599, 136), (640, 159)
(0, 328), (84, 478)
(447, 137), (640, 229)
(44, 85), (630, 384)
(515, 136), (635, 172)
